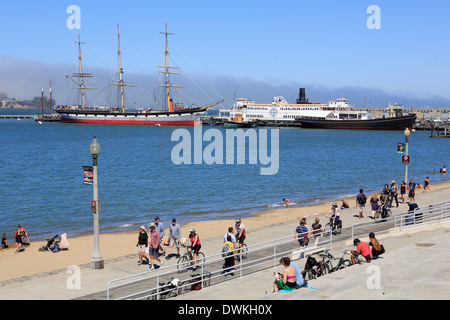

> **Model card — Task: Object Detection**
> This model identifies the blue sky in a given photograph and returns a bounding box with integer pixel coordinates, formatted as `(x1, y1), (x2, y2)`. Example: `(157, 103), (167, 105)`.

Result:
(1, 0), (449, 106)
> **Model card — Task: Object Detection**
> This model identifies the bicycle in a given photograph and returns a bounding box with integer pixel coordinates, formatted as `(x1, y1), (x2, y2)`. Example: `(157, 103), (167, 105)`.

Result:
(235, 240), (248, 260)
(177, 244), (206, 273)
(323, 217), (342, 237)
(320, 250), (352, 273)
(302, 254), (328, 280)
(375, 203), (392, 221)
(180, 271), (212, 292)
(147, 277), (182, 300)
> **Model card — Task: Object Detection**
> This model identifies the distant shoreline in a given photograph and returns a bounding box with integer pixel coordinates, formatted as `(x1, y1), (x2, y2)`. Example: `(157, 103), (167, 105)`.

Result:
(0, 106), (39, 109)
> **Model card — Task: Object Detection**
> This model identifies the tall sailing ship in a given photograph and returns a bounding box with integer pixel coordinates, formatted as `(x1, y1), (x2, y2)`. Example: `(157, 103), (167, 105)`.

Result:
(56, 24), (223, 125)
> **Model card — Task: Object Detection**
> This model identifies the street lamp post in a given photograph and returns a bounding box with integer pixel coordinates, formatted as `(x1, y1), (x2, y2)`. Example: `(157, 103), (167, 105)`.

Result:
(90, 137), (104, 269)
(404, 128), (411, 183)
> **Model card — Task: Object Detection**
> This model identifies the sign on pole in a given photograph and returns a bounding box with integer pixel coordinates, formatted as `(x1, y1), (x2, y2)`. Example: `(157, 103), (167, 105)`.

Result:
(397, 143), (406, 154)
(83, 166), (93, 185)
(402, 155), (410, 164)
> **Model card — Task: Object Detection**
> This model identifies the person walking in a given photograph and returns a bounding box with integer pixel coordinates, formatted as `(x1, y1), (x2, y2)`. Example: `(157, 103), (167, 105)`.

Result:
(400, 181), (407, 204)
(370, 193), (379, 219)
(221, 235), (235, 277)
(167, 218), (181, 258)
(148, 222), (164, 270)
(137, 226), (149, 266)
(294, 219), (310, 247)
(356, 189), (367, 219)
(311, 217), (323, 245)
(154, 216), (166, 256)
(408, 178), (416, 202)
(424, 177), (431, 191)
(390, 180), (399, 208)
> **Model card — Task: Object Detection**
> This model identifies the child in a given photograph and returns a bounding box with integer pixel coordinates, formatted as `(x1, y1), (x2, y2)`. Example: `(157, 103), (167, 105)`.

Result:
(1, 233), (8, 249)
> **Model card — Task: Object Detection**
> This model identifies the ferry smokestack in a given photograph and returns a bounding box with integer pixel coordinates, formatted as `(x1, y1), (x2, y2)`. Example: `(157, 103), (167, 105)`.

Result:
(297, 88), (306, 104)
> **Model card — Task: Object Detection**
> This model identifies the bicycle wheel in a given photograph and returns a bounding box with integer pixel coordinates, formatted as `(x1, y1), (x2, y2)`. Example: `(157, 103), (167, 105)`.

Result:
(323, 224), (332, 237)
(385, 208), (392, 218)
(177, 255), (190, 273)
(194, 252), (206, 264)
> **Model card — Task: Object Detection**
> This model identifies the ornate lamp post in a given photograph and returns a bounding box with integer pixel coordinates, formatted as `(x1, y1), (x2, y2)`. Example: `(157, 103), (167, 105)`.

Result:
(90, 137), (104, 269)
(404, 128), (411, 183)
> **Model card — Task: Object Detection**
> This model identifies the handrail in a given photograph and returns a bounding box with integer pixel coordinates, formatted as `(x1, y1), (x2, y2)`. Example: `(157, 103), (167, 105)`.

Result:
(107, 229), (333, 300)
(107, 199), (450, 300)
(351, 200), (450, 239)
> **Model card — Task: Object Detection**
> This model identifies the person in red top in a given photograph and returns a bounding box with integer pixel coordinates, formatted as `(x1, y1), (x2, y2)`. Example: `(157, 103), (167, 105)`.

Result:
(350, 238), (372, 265)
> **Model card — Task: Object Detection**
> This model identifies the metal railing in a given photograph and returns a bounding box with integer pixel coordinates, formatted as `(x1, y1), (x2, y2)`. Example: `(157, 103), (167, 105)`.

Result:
(106, 230), (334, 300)
(351, 200), (450, 240)
(107, 199), (450, 300)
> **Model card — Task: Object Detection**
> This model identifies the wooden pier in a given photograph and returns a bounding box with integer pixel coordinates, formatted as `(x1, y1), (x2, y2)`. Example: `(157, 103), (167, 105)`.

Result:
(0, 115), (37, 119)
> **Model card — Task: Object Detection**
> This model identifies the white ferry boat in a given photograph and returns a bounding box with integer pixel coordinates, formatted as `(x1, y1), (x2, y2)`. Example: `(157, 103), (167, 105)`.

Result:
(219, 88), (367, 125)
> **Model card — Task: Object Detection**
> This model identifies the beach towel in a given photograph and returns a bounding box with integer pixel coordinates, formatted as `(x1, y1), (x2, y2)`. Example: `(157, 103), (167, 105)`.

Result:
(60, 233), (69, 250)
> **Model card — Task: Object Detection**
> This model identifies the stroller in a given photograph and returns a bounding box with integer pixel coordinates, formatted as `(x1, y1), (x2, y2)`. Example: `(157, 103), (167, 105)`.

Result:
(39, 234), (61, 252)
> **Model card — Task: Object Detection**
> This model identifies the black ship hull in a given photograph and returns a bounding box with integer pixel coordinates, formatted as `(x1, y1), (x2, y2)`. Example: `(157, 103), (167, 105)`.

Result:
(296, 114), (417, 130)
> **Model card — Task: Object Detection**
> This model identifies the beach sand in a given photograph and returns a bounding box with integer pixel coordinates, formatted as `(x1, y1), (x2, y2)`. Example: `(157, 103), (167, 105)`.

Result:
(1, 181), (449, 283)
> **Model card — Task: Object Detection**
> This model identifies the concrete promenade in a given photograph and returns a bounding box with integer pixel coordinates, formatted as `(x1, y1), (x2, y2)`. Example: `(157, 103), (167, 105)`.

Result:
(0, 189), (449, 300)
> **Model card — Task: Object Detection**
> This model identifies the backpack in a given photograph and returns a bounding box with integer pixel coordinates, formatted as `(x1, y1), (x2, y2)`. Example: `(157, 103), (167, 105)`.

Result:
(222, 242), (232, 257)
(358, 194), (367, 205)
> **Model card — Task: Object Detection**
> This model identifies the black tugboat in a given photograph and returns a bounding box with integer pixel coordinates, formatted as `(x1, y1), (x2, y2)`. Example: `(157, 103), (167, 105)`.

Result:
(295, 114), (417, 130)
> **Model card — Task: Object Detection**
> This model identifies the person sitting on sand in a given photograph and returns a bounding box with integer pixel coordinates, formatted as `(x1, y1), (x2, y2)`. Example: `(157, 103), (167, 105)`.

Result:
(272, 257), (297, 293)
(1, 233), (8, 249)
(341, 199), (349, 209)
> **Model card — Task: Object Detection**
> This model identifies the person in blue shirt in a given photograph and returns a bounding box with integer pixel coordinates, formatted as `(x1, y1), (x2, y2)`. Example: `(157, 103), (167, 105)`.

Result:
(294, 219), (310, 247)
(290, 260), (307, 289)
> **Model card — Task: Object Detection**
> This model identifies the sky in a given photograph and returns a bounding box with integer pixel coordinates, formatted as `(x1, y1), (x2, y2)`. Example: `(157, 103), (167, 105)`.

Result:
(0, 0), (449, 108)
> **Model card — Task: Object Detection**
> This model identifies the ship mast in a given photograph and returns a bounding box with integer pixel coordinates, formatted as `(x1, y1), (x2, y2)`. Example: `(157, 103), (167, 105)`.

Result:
(49, 79), (52, 114)
(157, 22), (183, 112)
(71, 34), (96, 108)
(111, 23), (136, 113)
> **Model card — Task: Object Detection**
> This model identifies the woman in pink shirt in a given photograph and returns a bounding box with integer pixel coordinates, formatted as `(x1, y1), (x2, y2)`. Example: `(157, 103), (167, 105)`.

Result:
(350, 238), (372, 264)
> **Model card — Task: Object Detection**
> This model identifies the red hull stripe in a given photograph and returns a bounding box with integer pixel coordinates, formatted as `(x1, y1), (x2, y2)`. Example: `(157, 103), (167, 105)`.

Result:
(60, 119), (201, 126)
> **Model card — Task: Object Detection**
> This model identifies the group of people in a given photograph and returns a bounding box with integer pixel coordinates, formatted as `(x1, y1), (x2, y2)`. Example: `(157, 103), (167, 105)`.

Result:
(350, 232), (385, 264)
(354, 177), (430, 220)
(1, 224), (30, 253)
(137, 216), (187, 270)
(432, 166), (447, 174)
(221, 219), (247, 277)
(294, 202), (342, 248)
(137, 216), (247, 273)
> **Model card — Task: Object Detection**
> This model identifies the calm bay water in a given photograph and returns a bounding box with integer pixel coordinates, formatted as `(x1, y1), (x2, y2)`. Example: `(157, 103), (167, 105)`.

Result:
(1, 113), (449, 241)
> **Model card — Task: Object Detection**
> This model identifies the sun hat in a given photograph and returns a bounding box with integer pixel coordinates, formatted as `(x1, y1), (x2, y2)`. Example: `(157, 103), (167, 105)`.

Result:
(149, 222), (155, 228)
(140, 225), (146, 230)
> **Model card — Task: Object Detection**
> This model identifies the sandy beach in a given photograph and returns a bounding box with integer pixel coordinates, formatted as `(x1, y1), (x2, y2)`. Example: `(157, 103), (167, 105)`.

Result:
(1, 180), (449, 283)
